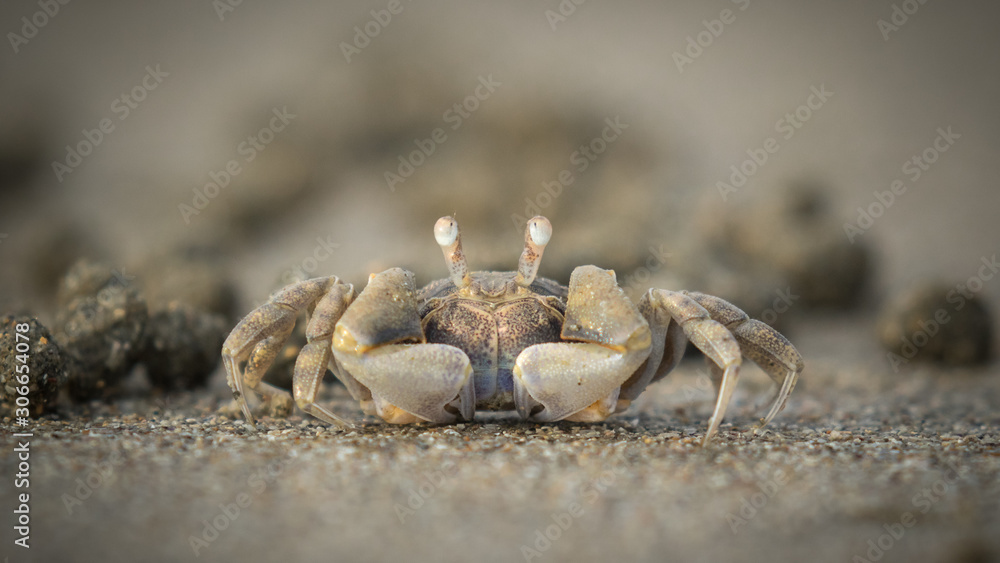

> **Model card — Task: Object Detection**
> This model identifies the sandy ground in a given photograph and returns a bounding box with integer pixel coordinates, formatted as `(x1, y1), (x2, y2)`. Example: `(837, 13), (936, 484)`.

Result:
(2, 314), (999, 563)
(3, 2), (1000, 562)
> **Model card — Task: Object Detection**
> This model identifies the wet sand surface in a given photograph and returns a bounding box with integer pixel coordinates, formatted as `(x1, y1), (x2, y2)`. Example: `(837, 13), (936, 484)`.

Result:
(4, 315), (998, 563)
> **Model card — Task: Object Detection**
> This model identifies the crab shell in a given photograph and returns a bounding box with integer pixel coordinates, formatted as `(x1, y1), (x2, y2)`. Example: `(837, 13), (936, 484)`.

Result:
(418, 272), (568, 411)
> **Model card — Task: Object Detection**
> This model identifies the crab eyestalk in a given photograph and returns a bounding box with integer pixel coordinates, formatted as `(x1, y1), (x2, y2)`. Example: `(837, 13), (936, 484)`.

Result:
(514, 216), (552, 288)
(434, 216), (471, 288)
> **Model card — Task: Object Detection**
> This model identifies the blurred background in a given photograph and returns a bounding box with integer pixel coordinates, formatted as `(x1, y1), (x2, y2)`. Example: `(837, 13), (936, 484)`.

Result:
(2, 0), (998, 316)
(2, 1), (1000, 562)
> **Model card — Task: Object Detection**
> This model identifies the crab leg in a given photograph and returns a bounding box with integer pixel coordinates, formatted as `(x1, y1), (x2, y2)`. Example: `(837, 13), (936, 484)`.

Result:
(513, 265), (652, 422)
(683, 291), (804, 428)
(291, 282), (356, 427)
(331, 268), (475, 424)
(642, 289), (743, 445)
(619, 296), (688, 404)
(222, 277), (352, 430)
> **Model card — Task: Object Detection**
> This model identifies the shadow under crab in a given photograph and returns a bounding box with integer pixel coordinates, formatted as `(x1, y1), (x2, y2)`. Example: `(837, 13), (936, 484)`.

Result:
(222, 216), (804, 445)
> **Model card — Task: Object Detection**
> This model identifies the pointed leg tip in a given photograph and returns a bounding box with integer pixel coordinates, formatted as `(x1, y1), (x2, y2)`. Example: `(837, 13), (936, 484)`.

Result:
(304, 403), (356, 429)
(700, 423), (718, 447)
(239, 406), (258, 431)
(752, 422), (773, 438)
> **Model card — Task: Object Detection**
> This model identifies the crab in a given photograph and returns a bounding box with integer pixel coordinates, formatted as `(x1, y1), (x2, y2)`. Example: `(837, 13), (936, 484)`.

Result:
(222, 216), (804, 444)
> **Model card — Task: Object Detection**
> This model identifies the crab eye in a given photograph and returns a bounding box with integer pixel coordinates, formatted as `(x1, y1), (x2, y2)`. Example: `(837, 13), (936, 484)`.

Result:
(527, 217), (552, 246)
(434, 217), (459, 246)
(515, 216), (552, 288)
(434, 216), (471, 288)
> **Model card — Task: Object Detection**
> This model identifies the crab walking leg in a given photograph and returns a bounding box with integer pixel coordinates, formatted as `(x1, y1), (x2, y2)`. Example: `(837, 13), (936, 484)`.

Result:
(241, 331), (296, 415)
(291, 282), (355, 427)
(683, 291), (804, 427)
(513, 265), (652, 422)
(646, 289), (743, 445)
(222, 277), (349, 429)
(222, 311), (294, 426)
(331, 268), (476, 423)
(619, 293), (688, 404)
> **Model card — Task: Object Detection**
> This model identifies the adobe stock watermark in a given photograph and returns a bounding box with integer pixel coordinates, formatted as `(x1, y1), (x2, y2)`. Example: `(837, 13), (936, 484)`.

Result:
(393, 460), (458, 523)
(519, 455), (632, 561)
(877, 0), (930, 41)
(510, 116), (629, 231)
(52, 64), (169, 182)
(618, 243), (671, 299)
(7, 0), (74, 54)
(384, 74), (501, 192)
(673, 0), (751, 73)
(212, 0), (247, 21)
(340, 0), (413, 63)
(544, 0), (591, 31)
(0, 232), (8, 244)
(679, 367), (715, 406)
(279, 235), (341, 286)
(61, 449), (128, 515)
(725, 467), (791, 534)
(886, 254), (998, 372)
(852, 459), (963, 562)
(716, 84), (833, 201)
(758, 286), (798, 326)
(843, 126), (959, 244)
(178, 106), (296, 224)
(188, 452), (300, 556)
(211, 0), (256, 21)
